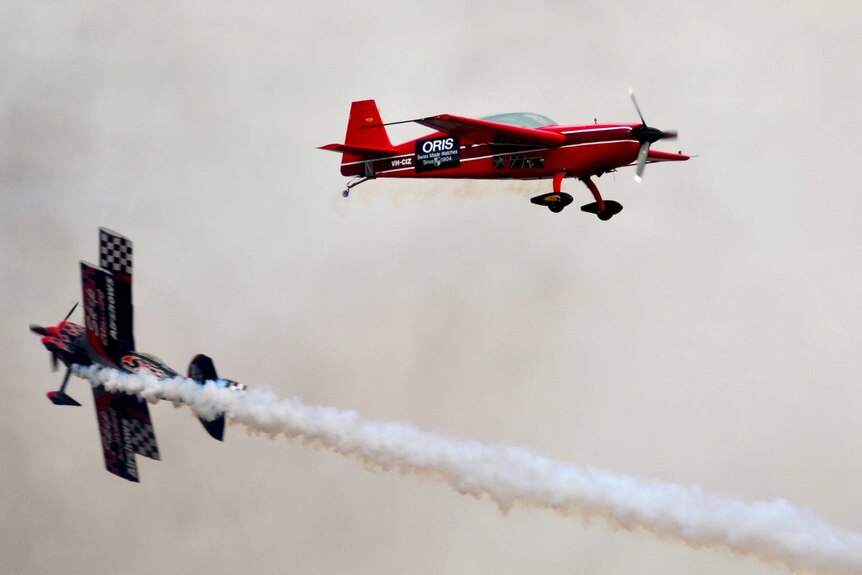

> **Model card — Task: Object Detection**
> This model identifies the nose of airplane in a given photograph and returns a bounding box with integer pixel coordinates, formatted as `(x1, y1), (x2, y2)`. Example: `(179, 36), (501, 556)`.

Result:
(630, 125), (677, 144)
(32, 324), (63, 344)
(30, 324), (67, 370)
(29, 324), (50, 336)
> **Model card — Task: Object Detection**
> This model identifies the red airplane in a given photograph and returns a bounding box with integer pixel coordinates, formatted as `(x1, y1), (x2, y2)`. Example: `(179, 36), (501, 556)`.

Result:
(321, 91), (688, 220)
(30, 228), (245, 482)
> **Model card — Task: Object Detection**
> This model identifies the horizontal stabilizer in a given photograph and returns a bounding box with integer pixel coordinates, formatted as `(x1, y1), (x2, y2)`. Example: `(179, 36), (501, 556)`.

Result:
(319, 142), (397, 157)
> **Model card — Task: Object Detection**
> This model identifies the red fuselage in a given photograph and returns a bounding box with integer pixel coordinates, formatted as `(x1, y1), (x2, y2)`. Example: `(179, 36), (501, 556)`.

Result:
(339, 124), (687, 181)
(37, 320), (180, 378)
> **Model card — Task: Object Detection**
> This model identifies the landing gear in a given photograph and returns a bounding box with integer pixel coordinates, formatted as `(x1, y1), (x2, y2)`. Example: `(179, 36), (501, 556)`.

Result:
(342, 176), (370, 198)
(579, 176), (623, 221)
(531, 192), (573, 213)
(529, 173), (623, 220)
(530, 172), (573, 213)
(581, 200), (623, 220)
(47, 367), (81, 406)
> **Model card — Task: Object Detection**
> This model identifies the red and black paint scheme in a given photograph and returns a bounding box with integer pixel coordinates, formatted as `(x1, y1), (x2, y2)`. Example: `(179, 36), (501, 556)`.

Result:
(30, 228), (245, 482)
(321, 92), (688, 220)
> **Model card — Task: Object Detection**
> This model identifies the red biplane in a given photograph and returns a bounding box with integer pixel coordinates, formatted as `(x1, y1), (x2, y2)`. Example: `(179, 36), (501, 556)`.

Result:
(321, 92), (688, 220)
(30, 228), (245, 482)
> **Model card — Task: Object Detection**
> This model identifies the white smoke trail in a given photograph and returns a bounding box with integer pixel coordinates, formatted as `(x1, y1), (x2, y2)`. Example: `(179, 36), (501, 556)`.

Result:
(76, 365), (862, 575)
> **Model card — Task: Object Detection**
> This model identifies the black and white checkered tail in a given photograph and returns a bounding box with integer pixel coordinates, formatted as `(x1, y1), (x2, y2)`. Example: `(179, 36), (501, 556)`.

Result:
(99, 228), (133, 276)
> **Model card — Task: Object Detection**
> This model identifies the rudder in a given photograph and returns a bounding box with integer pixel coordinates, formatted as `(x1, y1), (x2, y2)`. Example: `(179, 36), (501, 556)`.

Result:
(345, 99), (393, 150)
(320, 100), (397, 172)
(188, 354), (226, 441)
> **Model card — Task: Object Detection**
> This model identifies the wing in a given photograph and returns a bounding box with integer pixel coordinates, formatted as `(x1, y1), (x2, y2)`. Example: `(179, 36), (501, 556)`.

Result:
(415, 114), (566, 148)
(92, 385), (160, 482)
(98, 228), (134, 353)
(619, 149), (691, 167)
(81, 262), (116, 365)
(80, 229), (135, 365)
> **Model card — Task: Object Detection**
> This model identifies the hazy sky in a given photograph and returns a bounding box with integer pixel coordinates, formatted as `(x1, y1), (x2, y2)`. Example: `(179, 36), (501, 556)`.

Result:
(3, 2), (862, 574)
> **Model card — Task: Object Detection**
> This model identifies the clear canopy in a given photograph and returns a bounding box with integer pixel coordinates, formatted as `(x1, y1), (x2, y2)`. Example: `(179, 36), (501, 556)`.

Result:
(480, 112), (557, 128)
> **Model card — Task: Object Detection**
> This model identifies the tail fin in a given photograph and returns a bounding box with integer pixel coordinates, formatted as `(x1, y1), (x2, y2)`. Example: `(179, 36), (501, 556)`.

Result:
(320, 100), (397, 171)
(344, 100), (393, 150)
(188, 354), (226, 441)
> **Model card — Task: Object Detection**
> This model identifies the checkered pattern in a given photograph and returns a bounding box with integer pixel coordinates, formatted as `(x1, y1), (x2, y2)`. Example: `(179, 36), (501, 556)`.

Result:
(99, 228), (133, 275)
(123, 418), (161, 461)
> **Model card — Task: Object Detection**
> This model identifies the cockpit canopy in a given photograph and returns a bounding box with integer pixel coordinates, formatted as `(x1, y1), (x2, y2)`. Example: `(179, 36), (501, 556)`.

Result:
(481, 112), (557, 128)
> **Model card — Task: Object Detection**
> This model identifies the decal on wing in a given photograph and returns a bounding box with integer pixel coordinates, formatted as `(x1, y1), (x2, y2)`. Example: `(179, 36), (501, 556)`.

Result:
(93, 386), (160, 483)
(81, 262), (115, 365)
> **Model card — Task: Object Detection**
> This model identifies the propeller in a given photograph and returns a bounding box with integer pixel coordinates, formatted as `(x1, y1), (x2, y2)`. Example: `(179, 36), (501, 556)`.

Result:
(62, 302), (78, 322)
(30, 302), (78, 372)
(29, 324), (59, 371)
(628, 89), (677, 183)
(29, 324), (50, 336)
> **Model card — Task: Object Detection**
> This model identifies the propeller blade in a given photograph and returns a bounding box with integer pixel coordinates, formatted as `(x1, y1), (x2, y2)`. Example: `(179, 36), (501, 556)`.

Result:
(629, 88), (646, 126)
(634, 141), (650, 183)
(629, 91), (677, 143)
(62, 302), (79, 323)
(30, 324), (49, 336)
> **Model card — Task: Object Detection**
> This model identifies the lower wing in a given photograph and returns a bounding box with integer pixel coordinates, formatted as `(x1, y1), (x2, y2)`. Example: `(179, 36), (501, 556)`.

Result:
(92, 386), (160, 482)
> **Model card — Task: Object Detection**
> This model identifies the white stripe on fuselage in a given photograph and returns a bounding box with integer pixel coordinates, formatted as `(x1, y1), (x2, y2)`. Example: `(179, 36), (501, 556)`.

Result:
(559, 126), (631, 135)
(344, 139), (636, 174)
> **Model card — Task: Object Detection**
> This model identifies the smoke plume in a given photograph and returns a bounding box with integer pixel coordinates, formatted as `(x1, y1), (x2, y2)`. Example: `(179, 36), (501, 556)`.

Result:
(76, 366), (862, 575)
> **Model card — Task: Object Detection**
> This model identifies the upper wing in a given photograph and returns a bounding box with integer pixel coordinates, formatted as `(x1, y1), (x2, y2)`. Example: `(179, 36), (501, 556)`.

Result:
(80, 229), (135, 365)
(415, 114), (567, 148)
(81, 262), (116, 365)
(92, 385), (160, 482)
(98, 228), (134, 354)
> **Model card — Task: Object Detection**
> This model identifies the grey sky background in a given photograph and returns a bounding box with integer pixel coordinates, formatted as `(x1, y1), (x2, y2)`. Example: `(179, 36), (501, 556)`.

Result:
(3, 1), (862, 574)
